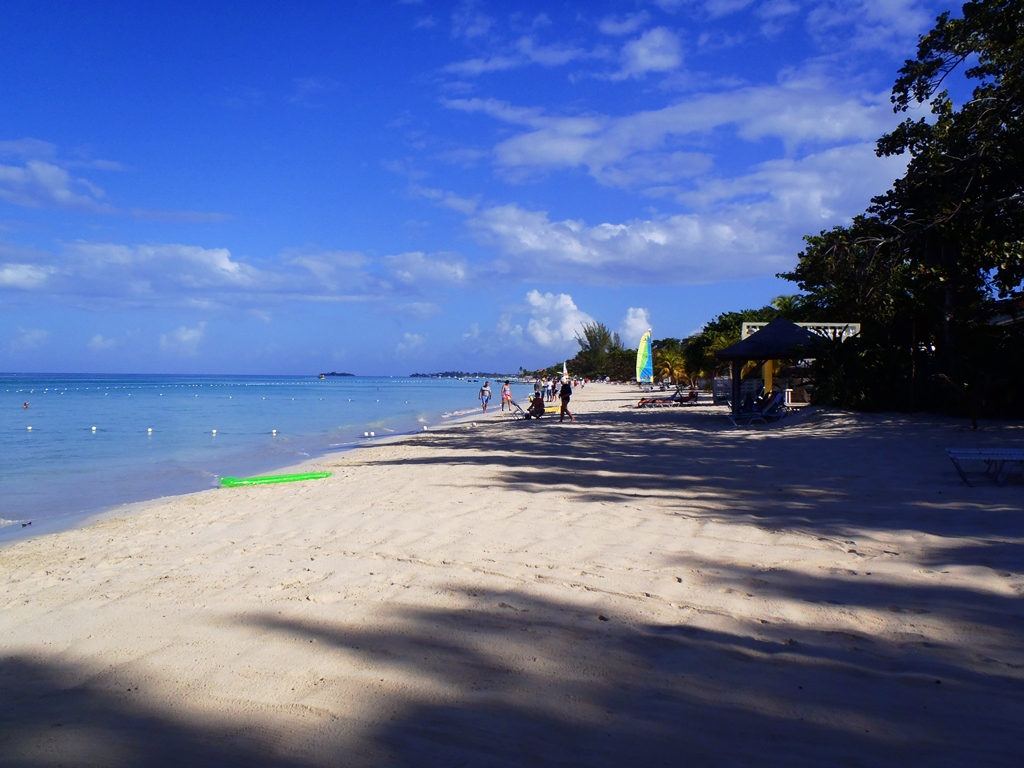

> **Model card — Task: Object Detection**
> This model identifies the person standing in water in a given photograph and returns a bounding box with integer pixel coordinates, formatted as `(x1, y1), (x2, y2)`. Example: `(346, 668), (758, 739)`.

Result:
(559, 378), (575, 422)
(479, 381), (492, 413)
(500, 380), (512, 412)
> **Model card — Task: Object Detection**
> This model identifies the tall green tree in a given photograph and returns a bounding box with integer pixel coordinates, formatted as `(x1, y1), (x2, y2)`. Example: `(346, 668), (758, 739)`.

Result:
(872, 0), (1024, 371)
(573, 322), (623, 377)
(783, 0), (1024, 415)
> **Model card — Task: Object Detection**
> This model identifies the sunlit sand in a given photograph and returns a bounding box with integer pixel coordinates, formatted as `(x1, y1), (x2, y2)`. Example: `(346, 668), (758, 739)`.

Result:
(2, 385), (1022, 765)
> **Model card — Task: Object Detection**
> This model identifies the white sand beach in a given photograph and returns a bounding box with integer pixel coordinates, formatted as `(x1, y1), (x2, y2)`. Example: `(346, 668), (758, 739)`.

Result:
(1, 384), (1022, 766)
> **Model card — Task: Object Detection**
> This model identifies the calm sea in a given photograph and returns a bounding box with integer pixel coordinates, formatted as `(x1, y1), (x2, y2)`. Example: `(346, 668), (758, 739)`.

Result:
(0, 374), (530, 543)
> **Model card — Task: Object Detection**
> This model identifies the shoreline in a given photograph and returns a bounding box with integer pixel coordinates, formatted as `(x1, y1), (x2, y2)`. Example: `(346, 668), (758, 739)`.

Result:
(2, 383), (1022, 764)
(0, 381), (518, 548)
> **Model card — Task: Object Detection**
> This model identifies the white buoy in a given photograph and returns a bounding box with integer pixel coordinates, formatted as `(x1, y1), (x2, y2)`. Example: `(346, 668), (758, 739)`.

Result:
(370, 431), (375, 437)
(363, 431), (369, 437)
(212, 429), (217, 435)
(423, 426), (428, 431)
(27, 426), (32, 431)
(472, 422), (477, 427)
(147, 428), (153, 433)
(272, 429), (277, 435)
(91, 426), (97, 431)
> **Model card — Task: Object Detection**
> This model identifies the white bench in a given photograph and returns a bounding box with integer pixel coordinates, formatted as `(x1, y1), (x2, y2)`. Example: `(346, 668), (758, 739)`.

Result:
(947, 448), (1024, 486)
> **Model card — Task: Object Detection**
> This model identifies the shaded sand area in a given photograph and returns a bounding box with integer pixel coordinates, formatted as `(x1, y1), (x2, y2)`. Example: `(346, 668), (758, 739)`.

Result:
(2, 385), (1023, 766)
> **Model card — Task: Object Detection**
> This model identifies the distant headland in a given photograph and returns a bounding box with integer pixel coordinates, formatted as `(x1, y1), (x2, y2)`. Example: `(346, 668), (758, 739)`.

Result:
(410, 371), (518, 378)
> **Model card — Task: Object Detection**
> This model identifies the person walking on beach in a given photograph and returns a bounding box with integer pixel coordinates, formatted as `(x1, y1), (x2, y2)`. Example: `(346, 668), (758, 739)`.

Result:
(479, 381), (492, 413)
(500, 380), (512, 412)
(559, 378), (575, 422)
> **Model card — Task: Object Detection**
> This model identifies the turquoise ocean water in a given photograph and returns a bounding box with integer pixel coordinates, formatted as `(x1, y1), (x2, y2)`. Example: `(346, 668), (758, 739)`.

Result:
(1, 374), (530, 543)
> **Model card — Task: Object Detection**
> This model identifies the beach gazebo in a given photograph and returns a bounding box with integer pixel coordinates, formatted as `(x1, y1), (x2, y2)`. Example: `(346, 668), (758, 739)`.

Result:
(715, 318), (820, 413)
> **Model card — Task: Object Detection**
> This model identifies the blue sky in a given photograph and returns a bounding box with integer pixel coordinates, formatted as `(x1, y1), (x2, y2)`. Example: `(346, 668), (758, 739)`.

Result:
(1, 0), (952, 374)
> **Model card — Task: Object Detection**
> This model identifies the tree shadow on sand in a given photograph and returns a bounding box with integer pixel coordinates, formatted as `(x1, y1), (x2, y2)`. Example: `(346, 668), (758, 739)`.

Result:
(383, 408), (1024, 554)
(3, 587), (1021, 766)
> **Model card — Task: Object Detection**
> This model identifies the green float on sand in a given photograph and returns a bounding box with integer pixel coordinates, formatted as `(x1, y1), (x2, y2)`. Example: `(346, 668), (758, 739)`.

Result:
(220, 472), (332, 487)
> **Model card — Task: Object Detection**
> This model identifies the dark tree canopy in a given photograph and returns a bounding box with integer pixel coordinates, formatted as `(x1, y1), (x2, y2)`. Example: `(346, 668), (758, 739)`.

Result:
(782, 0), (1024, 417)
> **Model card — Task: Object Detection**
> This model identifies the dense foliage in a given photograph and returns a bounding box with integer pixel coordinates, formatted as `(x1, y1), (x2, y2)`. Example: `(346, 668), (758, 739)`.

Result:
(782, 0), (1024, 417)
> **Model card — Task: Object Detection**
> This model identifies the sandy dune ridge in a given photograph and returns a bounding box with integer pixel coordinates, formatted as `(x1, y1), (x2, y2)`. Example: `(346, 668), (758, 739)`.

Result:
(1, 384), (1022, 766)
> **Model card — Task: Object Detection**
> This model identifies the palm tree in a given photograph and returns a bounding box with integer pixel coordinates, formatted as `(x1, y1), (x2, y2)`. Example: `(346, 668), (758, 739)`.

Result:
(655, 350), (686, 384)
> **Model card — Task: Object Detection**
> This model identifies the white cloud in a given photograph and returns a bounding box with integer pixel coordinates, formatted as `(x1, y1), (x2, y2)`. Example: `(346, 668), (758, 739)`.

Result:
(0, 160), (114, 212)
(451, 5), (493, 39)
(461, 141), (904, 284)
(282, 248), (370, 293)
(0, 263), (55, 289)
(445, 76), (895, 187)
(66, 242), (260, 294)
(620, 308), (651, 345)
(614, 27), (683, 80)
(88, 334), (118, 351)
(443, 36), (590, 77)
(0, 140), (226, 219)
(807, 0), (934, 52)
(0, 138), (57, 159)
(396, 332), (425, 354)
(160, 322), (206, 356)
(385, 251), (468, 285)
(599, 13), (650, 36)
(513, 290), (594, 350)
(10, 327), (49, 351)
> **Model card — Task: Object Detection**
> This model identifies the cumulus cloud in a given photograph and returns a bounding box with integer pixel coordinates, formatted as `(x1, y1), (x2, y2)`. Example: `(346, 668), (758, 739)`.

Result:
(160, 322), (206, 355)
(10, 327), (49, 351)
(396, 332), (425, 354)
(88, 334), (118, 351)
(499, 290), (594, 350)
(613, 27), (683, 79)
(620, 308), (651, 345)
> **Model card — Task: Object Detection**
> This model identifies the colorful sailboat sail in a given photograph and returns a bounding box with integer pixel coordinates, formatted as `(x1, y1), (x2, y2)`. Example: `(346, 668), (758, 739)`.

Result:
(562, 361), (568, 380)
(636, 331), (653, 383)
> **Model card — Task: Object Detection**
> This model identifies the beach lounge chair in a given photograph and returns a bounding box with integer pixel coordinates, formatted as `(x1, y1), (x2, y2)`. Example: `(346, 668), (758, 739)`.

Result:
(946, 447), (1024, 486)
(728, 392), (786, 427)
(637, 387), (699, 408)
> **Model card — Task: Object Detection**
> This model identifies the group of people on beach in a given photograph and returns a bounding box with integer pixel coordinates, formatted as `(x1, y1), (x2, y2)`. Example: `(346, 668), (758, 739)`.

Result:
(478, 378), (576, 422)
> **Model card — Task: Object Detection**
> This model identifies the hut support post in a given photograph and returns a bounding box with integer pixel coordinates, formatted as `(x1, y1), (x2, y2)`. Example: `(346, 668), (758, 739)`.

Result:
(764, 360), (773, 393)
(731, 360), (741, 414)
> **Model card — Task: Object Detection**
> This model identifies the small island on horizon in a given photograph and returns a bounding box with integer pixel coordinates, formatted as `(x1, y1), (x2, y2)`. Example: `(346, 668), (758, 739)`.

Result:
(318, 372), (355, 378)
